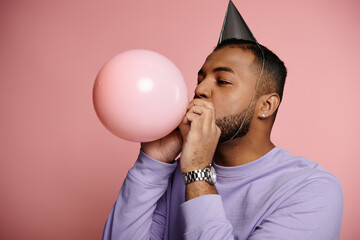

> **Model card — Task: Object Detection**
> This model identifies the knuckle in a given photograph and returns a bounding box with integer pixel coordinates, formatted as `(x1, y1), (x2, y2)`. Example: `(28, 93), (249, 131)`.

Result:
(185, 112), (194, 121)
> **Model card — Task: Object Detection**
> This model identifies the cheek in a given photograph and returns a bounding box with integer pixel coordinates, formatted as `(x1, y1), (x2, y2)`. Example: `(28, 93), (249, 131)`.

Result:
(213, 96), (244, 119)
(213, 86), (256, 117)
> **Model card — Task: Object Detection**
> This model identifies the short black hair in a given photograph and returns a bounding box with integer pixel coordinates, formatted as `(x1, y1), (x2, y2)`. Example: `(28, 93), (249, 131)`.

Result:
(214, 38), (287, 103)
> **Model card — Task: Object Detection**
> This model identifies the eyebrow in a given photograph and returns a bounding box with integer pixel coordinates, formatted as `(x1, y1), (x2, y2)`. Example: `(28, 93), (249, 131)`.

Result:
(198, 67), (235, 76)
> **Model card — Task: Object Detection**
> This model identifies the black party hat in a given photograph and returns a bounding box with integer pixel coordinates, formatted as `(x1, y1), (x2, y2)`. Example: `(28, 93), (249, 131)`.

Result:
(218, 0), (256, 44)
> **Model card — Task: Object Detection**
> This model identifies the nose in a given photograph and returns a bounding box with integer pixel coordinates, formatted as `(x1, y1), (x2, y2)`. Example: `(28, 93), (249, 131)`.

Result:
(194, 79), (212, 99)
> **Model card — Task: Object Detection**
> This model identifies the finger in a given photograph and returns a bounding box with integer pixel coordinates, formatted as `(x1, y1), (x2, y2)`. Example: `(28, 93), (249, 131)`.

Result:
(187, 108), (217, 137)
(188, 105), (205, 115)
(182, 110), (201, 126)
(184, 111), (201, 123)
(192, 98), (215, 111)
(189, 104), (216, 128)
(187, 101), (195, 111)
(192, 99), (216, 123)
(182, 114), (190, 125)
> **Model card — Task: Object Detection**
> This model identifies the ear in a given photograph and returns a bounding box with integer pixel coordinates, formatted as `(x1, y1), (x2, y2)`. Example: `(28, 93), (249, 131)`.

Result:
(256, 93), (280, 119)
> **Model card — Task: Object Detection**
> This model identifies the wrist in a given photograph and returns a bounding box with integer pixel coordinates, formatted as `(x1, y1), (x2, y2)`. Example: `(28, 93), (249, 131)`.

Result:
(181, 164), (208, 174)
(185, 180), (217, 201)
(183, 164), (217, 186)
(140, 148), (175, 164)
(180, 145), (216, 173)
(140, 147), (175, 164)
(180, 155), (212, 173)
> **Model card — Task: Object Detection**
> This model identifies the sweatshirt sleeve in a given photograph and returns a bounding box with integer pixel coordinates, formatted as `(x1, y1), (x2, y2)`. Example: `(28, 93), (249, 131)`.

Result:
(102, 150), (177, 240)
(180, 194), (235, 240)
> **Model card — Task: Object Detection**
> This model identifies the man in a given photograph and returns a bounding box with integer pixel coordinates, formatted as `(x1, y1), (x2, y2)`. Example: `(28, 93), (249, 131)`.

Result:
(102, 2), (343, 239)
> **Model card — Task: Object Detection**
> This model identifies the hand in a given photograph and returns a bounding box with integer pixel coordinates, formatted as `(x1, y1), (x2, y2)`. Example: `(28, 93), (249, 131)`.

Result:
(141, 128), (182, 163)
(141, 128), (183, 163)
(179, 99), (221, 173)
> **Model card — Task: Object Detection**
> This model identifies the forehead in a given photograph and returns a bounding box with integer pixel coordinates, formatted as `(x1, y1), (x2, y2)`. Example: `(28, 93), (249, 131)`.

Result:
(201, 46), (256, 81)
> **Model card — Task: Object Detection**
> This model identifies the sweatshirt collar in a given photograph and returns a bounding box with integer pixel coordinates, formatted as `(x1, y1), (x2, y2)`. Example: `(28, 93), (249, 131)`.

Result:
(213, 147), (283, 178)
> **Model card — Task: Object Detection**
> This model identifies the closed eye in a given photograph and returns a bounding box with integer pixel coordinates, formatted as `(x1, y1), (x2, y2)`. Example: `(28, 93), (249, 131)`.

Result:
(217, 79), (231, 85)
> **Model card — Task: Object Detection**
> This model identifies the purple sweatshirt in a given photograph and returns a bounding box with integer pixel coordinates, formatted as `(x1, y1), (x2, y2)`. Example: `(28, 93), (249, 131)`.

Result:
(102, 147), (343, 239)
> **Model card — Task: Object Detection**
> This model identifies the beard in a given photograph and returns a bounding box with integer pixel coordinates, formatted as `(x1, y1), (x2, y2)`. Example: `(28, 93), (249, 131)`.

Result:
(216, 103), (255, 143)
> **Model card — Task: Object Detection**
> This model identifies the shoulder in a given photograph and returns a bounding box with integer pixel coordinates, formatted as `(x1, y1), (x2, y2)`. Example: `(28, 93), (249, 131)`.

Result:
(272, 147), (336, 178)
(268, 148), (343, 203)
(254, 149), (344, 239)
(272, 147), (343, 208)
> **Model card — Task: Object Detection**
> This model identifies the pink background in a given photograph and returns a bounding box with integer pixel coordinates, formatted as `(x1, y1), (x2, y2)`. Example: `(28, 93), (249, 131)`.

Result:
(1, 0), (359, 239)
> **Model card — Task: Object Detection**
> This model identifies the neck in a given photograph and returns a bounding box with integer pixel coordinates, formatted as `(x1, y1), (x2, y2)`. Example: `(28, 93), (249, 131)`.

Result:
(214, 130), (275, 167)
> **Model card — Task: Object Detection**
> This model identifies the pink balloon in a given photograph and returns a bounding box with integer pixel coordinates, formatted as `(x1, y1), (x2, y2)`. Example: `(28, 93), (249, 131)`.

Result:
(93, 49), (189, 142)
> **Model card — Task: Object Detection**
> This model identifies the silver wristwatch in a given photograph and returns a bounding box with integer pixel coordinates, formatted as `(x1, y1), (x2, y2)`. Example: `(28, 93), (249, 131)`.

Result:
(183, 164), (217, 185)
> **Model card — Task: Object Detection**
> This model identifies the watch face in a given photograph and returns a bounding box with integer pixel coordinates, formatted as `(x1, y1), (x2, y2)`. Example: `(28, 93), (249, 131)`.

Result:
(209, 166), (217, 184)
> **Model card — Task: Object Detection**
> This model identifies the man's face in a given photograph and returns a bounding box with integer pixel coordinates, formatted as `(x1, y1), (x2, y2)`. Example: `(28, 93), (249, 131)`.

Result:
(195, 46), (258, 142)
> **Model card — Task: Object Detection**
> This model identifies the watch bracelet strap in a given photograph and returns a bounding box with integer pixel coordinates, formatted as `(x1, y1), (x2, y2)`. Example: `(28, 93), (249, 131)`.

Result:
(183, 168), (210, 184)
